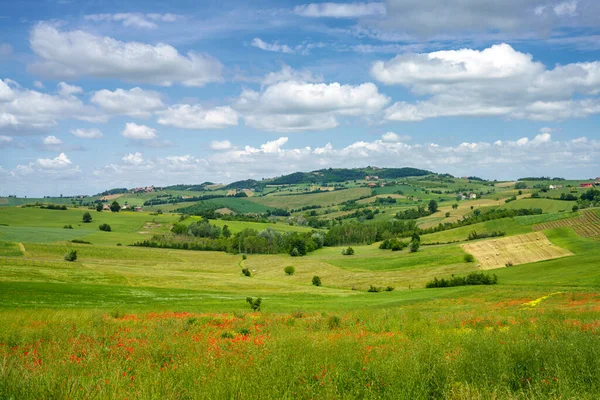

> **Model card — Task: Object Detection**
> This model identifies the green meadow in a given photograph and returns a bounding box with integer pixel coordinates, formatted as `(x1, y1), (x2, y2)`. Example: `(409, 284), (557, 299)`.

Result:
(0, 178), (599, 399)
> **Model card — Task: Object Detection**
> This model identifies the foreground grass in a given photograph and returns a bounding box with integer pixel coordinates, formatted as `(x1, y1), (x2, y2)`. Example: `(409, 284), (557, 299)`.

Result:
(1, 291), (600, 399)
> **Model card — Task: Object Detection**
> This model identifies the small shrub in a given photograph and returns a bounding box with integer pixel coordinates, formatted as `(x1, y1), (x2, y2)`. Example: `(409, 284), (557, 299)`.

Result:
(82, 212), (92, 223)
(368, 285), (382, 293)
(312, 275), (322, 287)
(284, 266), (295, 275)
(290, 247), (300, 257)
(506, 261), (514, 267)
(242, 254), (247, 260)
(245, 297), (262, 311)
(110, 309), (121, 319)
(464, 254), (475, 263)
(385, 286), (395, 292)
(242, 268), (251, 277)
(63, 224), (73, 229)
(99, 223), (111, 232)
(220, 331), (235, 339)
(187, 317), (198, 326)
(327, 315), (341, 330)
(64, 250), (77, 262)
(343, 247), (354, 255)
(238, 327), (251, 336)
(116, 243), (122, 246)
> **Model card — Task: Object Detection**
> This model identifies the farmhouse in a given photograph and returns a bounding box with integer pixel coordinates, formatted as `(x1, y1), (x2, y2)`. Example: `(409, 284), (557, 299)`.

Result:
(135, 206), (143, 212)
(102, 204), (110, 211)
(595, 177), (600, 185)
(580, 183), (593, 188)
(365, 175), (379, 181)
(469, 193), (477, 200)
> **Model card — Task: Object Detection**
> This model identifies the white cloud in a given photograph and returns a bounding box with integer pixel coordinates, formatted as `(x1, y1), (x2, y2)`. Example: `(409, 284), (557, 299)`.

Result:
(157, 104), (238, 129)
(294, 2), (386, 18)
(122, 152), (144, 165)
(70, 128), (103, 139)
(381, 132), (410, 142)
(37, 152), (71, 169)
(261, 65), (322, 86)
(29, 23), (223, 87)
(0, 78), (100, 134)
(57, 82), (83, 96)
(91, 87), (164, 118)
(84, 13), (179, 29)
(122, 123), (157, 140)
(236, 80), (390, 132)
(0, 135), (12, 143)
(251, 38), (294, 54)
(43, 135), (62, 145)
(210, 140), (233, 150)
(33, 81), (44, 89)
(372, 43), (600, 122)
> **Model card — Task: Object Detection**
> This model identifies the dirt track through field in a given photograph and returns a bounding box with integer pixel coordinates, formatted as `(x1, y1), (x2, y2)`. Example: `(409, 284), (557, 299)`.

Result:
(533, 210), (600, 238)
(461, 232), (572, 270)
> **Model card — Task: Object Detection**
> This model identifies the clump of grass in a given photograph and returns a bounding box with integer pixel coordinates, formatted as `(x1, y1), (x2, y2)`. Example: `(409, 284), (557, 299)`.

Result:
(221, 331), (235, 339)
(327, 315), (341, 330)
(238, 327), (251, 336)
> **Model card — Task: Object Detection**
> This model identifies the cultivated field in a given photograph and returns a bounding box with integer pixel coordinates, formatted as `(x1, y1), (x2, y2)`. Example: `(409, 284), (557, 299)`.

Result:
(533, 209), (600, 238)
(461, 232), (573, 269)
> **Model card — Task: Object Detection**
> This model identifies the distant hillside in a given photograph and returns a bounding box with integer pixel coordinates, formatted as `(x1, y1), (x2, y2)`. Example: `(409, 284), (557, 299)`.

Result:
(268, 167), (432, 185)
(222, 179), (266, 191)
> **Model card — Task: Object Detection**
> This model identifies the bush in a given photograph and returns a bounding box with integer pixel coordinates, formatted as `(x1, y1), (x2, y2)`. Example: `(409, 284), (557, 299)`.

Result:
(426, 272), (498, 288)
(242, 268), (251, 277)
(312, 276), (322, 286)
(505, 261), (514, 267)
(464, 254), (475, 263)
(245, 297), (262, 311)
(242, 254), (247, 260)
(71, 239), (91, 244)
(82, 212), (92, 223)
(220, 331), (235, 339)
(284, 266), (295, 275)
(290, 247), (300, 257)
(368, 285), (382, 293)
(63, 224), (73, 229)
(99, 223), (111, 232)
(64, 250), (77, 262)
(327, 315), (341, 330)
(385, 286), (395, 292)
(238, 327), (251, 336)
(341, 246), (354, 255)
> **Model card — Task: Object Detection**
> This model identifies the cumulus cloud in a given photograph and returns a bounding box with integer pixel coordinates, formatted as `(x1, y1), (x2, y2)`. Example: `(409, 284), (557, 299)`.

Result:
(122, 152), (144, 165)
(84, 13), (179, 29)
(294, 2), (386, 18)
(57, 82), (83, 96)
(157, 104), (238, 129)
(381, 132), (410, 142)
(70, 128), (103, 139)
(29, 23), (223, 87)
(36, 152), (72, 169)
(236, 80), (390, 132)
(0, 78), (100, 134)
(261, 65), (322, 86)
(91, 87), (164, 118)
(122, 123), (157, 140)
(372, 43), (600, 122)
(43, 135), (62, 145)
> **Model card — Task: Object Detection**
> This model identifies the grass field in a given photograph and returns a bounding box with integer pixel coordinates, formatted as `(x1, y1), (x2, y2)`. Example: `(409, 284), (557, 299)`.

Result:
(1, 197), (600, 398)
(533, 209), (600, 238)
(252, 187), (372, 209)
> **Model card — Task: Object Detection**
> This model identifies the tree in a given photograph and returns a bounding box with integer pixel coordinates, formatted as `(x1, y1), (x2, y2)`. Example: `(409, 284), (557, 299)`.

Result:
(110, 201), (121, 213)
(312, 276), (322, 286)
(64, 250), (77, 262)
(284, 266), (295, 275)
(452, 204), (459, 210)
(572, 204), (579, 212)
(445, 212), (451, 218)
(99, 223), (111, 232)
(222, 225), (231, 238)
(82, 212), (92, 223)
(409, 240), (420, 253)
(96, 202), (103, 212)
(428, 200), (438, 213)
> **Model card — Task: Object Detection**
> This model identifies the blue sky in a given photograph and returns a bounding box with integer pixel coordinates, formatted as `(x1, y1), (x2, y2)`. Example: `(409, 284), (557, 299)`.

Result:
(0, 0), (599, 196)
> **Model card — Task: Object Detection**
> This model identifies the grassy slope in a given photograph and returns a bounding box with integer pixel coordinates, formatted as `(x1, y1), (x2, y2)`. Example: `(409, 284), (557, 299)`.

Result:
(251, 187), (372, 209)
